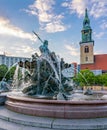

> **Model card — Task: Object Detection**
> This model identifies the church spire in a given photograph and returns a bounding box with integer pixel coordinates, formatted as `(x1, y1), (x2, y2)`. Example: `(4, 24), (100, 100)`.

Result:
(79, 9), (94, 65)
(80, 8), (94, 43)
(85, 8), (88, 18)
(83, 8), (90, 30)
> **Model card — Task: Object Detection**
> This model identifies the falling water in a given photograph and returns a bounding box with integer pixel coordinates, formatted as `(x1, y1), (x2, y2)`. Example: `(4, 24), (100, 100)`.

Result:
(56, 56), (62, 90)
(64, 65), (89, 86)
(12, 64), (20, 90)
(36, 59), (40, 94)
(2, 62), (18, 81)
(20, 62), (26, 88)
(41, 54), (60, 81)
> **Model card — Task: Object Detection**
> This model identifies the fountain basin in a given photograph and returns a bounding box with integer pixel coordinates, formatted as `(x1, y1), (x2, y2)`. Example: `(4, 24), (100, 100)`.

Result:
(0, 94), (7, 105)
(6, 94), (107, 119)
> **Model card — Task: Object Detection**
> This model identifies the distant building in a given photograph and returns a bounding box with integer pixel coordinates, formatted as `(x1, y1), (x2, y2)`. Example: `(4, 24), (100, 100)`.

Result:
(71, 62), (78, 75)
(79, 9), (107, 75)
(0, 54), (31, 68)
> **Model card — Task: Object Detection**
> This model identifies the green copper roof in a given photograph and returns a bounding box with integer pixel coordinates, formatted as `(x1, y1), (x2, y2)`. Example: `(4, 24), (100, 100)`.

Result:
(83, 8), (91, 30)
(80, 8), (94, 44)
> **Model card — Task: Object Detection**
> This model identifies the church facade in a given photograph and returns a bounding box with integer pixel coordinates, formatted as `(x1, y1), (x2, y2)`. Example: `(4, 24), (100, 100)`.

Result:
(79, 9), (107, 74)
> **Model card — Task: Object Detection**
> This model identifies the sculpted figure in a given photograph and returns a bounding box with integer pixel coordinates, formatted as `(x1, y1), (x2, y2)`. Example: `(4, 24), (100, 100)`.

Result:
(39, 40), (50, 54)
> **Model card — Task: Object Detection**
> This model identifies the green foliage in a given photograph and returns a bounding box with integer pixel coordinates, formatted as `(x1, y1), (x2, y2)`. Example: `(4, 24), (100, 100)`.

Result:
(95, 73), (107, 86)
(74, 69), (107, 87)
(94, 75), (102, 86)
(102, 73), (107, 86)
(7, 66), (16, 80)
(73, 69), (95, 87)
(0, 64), (16, 81)
(0, 64), (8, 81)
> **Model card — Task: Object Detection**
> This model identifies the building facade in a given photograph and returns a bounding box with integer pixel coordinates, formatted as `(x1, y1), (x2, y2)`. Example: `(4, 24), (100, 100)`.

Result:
(79, 9), (107, 75)
(0, 54), (31, 68)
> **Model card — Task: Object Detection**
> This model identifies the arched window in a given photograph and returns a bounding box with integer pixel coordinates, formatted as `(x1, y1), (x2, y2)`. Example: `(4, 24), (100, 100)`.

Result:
(84, 46), (89, 53)
(85, 56), (88, 61)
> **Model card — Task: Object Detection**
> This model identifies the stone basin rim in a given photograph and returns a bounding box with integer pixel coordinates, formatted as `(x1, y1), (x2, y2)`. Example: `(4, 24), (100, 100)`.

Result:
(7, 94), (107, 105)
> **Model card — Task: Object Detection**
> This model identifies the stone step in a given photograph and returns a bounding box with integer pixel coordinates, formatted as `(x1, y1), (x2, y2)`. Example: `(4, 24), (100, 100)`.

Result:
(0, 118), (53, 130)
(0, 106), (107, 130)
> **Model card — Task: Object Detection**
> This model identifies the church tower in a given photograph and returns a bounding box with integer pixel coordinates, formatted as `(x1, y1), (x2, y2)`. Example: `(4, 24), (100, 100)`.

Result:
(79, 9), (94, 64)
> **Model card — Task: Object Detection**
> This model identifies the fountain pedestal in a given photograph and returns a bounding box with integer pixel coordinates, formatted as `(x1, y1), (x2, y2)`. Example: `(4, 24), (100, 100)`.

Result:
(6, 94), (107, 119)
(0, 94), (7, 105)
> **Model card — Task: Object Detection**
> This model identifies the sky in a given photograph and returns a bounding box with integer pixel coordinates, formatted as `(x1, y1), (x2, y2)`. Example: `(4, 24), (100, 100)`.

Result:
(0, 0), (107, 64)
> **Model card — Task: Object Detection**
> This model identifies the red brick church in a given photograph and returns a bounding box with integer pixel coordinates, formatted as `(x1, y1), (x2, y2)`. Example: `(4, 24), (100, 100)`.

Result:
(79, 9), (107, 74)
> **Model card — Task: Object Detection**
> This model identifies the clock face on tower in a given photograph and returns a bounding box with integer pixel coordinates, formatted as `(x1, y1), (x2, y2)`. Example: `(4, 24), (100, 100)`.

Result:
(82, 30), (91, 42)
(84, 30), (88, 34)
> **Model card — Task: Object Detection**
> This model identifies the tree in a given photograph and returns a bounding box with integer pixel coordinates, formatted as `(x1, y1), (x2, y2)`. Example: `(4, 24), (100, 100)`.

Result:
(0, 64), (8, 81)
(94, 75), (102, 86)
(94, 73), (107, 86)
(100, 73), (107, 86)
(7, 66), (16, 80)
(73, 69), (95, 87)
(0, 64), (16, 81)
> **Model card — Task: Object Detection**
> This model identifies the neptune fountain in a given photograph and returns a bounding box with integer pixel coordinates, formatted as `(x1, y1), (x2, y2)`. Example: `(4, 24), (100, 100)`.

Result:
(3, 33), (107, 119)
(17, 38), (74, 100)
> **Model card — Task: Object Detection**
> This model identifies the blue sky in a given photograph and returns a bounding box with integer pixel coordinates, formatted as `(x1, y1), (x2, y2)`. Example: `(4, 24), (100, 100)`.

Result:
(0, 0), (107, 64)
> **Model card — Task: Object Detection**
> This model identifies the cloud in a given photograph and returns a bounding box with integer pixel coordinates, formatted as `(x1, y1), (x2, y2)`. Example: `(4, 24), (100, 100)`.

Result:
(23, 9), (37, 16)
(24, 0), (67, 33)
(0, 17), (38, 58)
(25, 0), (55, 22)
(44, 21), (66, 33)
(93, 31), (104, 39)
(62, 0), (88, 17)
(0, 17), (35, 41)
(28, 0), (54, 23)
(94, 50), (103, 55)
(90, 0), (107, 18)
(64, 44), (79, 56)
(0, 34), (37, 58)
(10, 44), (36, 57)
(62, 0), (107, 18)
(100, 20), (107, 30)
